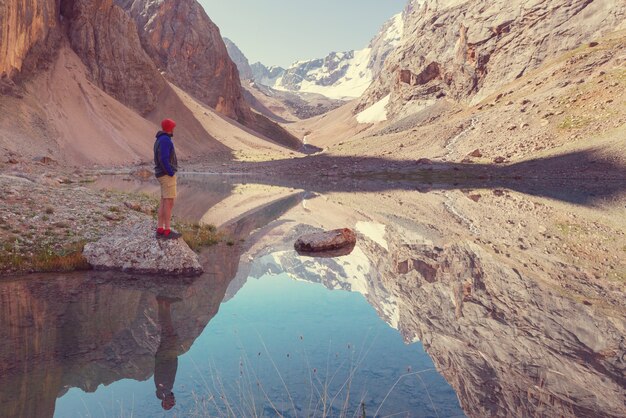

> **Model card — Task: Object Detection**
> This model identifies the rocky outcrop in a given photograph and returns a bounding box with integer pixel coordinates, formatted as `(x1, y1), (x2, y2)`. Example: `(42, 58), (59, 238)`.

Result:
(61, 0), (166, 115)
(83, 221), (203, 276)
(294, 228), (357, 254)
(224, 37), (253, 81)
(359, 0), (626, 116)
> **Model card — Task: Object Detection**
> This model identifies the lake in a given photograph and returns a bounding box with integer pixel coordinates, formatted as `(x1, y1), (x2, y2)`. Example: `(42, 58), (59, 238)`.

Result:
(1, 173), (624, 417)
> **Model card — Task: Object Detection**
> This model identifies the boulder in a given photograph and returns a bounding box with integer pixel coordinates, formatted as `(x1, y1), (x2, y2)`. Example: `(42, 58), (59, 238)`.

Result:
(294, 228), (357, 255)
(83, 220), (203, 276)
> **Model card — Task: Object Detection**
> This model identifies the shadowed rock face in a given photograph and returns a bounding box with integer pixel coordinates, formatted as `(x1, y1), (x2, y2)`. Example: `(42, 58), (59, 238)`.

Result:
(116, 0), (250, 122)
(60, 0), (167, 115)
(360, 0), (626, 115)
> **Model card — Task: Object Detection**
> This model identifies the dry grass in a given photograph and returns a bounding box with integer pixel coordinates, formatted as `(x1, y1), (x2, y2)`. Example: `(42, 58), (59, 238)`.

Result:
(174, 222), (221, 251)
(0, 241), (91, 274)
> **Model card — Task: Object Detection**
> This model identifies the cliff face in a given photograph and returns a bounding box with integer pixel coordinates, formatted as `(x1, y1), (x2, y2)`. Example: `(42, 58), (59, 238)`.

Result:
(117, 0), (251, 122)
(359, 0), (626, 116)
(61, 0), (167, 115)
(0, 0), (60, 79)
(0, 0), (62, 98)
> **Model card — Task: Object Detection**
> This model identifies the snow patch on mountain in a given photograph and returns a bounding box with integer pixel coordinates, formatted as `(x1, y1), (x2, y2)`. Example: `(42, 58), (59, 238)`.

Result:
(356, 94), (390, 123)
(356, 222), (389, 250)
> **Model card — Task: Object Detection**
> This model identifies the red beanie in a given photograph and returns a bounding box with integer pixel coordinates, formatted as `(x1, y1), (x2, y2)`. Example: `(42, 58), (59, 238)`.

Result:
(161, 118), (176, 133)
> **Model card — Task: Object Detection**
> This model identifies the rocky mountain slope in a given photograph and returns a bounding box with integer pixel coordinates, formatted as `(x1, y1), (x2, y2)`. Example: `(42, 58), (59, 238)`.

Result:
(224, 37), (253, 81)
(359, 0), (626, 117)
(0, 0), (300, 166)
(114, 0), (300, 148)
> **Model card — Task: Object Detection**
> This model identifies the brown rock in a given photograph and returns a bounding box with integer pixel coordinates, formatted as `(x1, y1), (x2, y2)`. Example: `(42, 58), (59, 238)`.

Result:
(469, 149), (483, 158)
(119, 0), (245, 120)
(34, 156), (56, 165)
(294, 228), (357, 254)
(493, 156), (506, 164)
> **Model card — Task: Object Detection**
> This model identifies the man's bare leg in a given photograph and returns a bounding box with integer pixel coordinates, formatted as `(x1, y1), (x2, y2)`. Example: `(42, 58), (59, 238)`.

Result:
(163, 198), (175, 230)
(158, 198), (166, 229)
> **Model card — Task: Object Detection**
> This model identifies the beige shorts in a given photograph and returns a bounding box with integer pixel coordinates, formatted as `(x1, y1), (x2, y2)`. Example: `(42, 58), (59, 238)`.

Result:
(158, 175), (177, 199)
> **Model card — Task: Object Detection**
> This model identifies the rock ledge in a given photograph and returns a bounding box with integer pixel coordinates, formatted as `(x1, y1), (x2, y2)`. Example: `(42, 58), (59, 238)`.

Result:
(83, 221), (203, 276)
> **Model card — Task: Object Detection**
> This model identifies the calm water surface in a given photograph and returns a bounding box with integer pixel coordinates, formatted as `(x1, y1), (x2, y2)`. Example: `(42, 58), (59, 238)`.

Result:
(1, 174), (624, 418)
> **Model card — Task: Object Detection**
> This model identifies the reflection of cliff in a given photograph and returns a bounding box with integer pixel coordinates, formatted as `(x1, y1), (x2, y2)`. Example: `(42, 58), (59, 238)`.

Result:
(235, 192), (626, 418)
(0, 269), (231, 418)
(385, 241), (626, 418)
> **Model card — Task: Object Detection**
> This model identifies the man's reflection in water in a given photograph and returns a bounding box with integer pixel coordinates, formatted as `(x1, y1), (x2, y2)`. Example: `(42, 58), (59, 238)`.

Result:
(154, 295), (180, 411)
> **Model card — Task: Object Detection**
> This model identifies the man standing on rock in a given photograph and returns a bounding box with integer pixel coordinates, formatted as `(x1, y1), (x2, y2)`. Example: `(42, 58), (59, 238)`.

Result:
(154, 118), (182, 240)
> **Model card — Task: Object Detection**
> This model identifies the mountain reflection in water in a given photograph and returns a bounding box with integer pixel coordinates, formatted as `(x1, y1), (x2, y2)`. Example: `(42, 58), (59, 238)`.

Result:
(1, 175), (624, 418)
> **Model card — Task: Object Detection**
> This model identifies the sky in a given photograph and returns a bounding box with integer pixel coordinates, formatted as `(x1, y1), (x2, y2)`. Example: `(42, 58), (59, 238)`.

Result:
(199, 0), (406, 68)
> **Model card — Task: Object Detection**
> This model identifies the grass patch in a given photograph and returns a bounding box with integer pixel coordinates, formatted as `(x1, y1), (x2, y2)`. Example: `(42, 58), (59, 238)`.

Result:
(173, 222), (221, 252)
(555, 222), (585, 236)
(32, 242), (91, 272)
(558, 115), (593, 130)
(0, 241), (90, 274)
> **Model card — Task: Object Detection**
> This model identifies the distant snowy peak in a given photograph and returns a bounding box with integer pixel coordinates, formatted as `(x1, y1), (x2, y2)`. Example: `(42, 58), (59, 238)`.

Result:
(253, 12), (404, 100)
(224, 13), (404, 100)
(273, 48), (373, 100)
(250, 62), (285, 86)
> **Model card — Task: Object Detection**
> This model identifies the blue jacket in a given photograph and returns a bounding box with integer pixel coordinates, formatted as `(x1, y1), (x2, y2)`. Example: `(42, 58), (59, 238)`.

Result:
(153, 131), (178, 178)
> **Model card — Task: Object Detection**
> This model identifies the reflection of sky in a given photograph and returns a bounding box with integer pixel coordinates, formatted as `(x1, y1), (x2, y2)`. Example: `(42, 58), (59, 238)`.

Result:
(55, 275), (464, 417)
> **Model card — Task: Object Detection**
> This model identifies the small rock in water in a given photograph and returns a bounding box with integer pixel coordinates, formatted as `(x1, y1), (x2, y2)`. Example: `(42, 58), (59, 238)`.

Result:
(83, 220), (203, 276)
(294, 228), (357, 257)
(132, 168), (153, 179)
